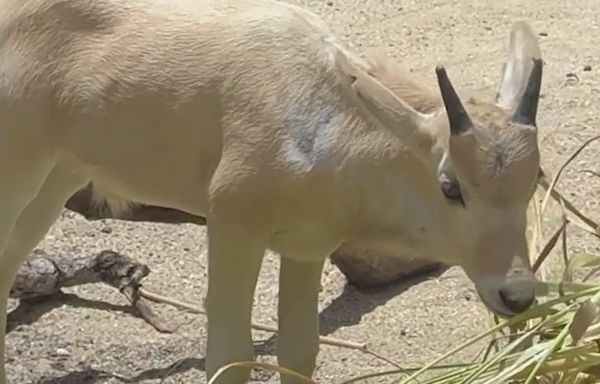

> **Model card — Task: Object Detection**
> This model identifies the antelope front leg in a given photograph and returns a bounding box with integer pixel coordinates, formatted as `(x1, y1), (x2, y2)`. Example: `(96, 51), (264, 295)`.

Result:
(0, 145), (65, 384)
(277, 257), (325, 384)
(0, 164), (87, 384)
(204, 222), (266, 384)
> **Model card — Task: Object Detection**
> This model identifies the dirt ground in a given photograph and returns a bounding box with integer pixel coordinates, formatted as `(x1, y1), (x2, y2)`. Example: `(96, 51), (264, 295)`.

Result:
(5, 0), (600, 383)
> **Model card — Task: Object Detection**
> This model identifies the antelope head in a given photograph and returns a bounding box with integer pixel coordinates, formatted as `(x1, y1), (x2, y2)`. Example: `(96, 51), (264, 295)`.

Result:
(339, 21), (544, 317)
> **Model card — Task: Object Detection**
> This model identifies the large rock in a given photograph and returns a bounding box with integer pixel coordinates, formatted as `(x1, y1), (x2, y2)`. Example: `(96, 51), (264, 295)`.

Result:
(330, 244), (444, 288)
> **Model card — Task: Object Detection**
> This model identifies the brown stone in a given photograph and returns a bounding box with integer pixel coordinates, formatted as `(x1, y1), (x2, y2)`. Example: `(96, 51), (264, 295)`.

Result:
(330, 245), (444, 288)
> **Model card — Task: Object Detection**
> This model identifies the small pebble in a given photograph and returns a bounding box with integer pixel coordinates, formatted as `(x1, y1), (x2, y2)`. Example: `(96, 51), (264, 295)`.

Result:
(326, 0), (333, 6)
(54, 348), (70, 357)
(100, 226), (113, 234)
(539, 31), (548, 36)
(583, 64), (592, 71)
(565, 72), (580, 84)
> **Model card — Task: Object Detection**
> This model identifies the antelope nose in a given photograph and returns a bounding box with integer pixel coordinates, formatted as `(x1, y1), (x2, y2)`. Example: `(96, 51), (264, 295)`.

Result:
(499, 280), (535, 314)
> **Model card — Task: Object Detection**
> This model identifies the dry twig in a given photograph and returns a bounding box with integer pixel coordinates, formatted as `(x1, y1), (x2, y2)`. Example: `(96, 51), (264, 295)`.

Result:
(11, 250), (384, 364)
(137, 287), (372, 353)
(10, 249), (175, 333)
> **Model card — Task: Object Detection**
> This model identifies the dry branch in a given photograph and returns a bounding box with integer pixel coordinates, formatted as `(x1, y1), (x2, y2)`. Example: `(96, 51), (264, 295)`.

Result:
(10, 249), (176, 333)
(136, 287), (371, 353)
(11, 249), (148, 299)
(11, 250), (373, 357)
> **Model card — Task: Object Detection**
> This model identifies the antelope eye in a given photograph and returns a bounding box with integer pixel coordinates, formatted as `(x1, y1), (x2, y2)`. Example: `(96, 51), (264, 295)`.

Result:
(440, 179), (465, 207)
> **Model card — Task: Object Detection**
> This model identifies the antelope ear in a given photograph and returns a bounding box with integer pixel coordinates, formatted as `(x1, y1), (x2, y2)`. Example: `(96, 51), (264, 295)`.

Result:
(496, 21), (543, 113)
(334, 47), (432, 150)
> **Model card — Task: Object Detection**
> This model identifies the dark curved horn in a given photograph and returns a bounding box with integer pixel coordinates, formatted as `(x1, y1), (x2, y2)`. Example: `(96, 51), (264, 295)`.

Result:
(436, 66), (472, 135)
(512, 58), (543, 126)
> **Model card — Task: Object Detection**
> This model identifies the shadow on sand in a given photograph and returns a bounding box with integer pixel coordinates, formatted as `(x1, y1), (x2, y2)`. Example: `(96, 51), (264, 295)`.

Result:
(8, 264), (447, 383)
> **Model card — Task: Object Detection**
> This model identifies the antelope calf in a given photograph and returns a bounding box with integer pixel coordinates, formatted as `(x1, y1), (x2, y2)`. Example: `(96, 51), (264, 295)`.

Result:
(0, 0), (544, 382)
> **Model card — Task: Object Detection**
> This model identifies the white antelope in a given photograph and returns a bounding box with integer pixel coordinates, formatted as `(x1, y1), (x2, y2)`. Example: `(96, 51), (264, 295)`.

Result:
(0, 0), (544, 383)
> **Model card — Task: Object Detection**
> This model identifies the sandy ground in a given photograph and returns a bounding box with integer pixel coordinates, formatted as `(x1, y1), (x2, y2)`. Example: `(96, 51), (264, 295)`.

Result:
(5, 0), (600, 383)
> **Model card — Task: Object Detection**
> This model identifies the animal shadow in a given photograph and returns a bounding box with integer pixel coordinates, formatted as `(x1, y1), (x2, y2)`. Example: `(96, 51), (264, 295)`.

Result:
(6, 292), (134, 334)
(36, 358), (205, 384)
(8, 265), (446, 383)
(319, 264), (448, 336)
(37, 342), (277, 383)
